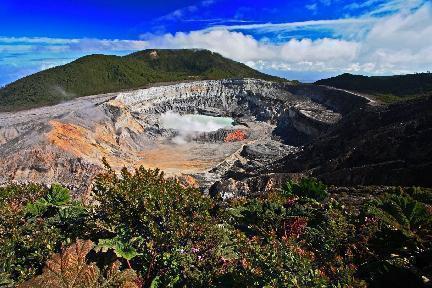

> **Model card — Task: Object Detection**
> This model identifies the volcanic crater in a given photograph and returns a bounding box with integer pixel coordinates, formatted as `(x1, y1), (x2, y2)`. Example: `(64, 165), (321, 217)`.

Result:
(0, 78), (370, 193)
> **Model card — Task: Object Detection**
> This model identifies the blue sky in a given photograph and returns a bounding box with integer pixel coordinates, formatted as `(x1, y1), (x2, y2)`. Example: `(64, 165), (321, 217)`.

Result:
(1, 0), (431, 85)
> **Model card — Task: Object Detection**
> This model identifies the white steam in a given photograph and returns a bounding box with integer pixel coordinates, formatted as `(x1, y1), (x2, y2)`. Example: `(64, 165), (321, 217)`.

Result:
(52, 85), (76, 99)
(159, 111), (233, 144)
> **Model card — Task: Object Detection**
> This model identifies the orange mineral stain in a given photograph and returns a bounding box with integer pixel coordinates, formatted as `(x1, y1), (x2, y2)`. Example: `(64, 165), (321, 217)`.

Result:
(224, 130), (247, 142)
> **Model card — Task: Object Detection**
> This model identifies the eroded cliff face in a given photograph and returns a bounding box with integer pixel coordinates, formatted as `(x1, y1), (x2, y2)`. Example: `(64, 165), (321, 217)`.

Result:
(269, 96), (432, 187)
(209, 96), (432, 198)
(0, 79), (366, 193)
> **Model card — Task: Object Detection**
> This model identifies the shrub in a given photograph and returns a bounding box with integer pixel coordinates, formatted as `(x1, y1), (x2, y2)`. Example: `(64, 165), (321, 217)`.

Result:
(360, 190), (432, 287)
(2, 172), (430, 288)
(396, 186), (432, 205)
(92, 166), (234, 287)
(226, 183), (362, 287)
(0, 184), (87, 285)
(219, 234), (329, 287)
(282, 178), (328, 201)
(366, 193), (431, 242)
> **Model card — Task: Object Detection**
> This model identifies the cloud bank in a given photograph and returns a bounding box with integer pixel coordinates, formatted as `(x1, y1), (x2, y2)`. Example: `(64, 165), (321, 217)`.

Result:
(146, 3), (432, 76)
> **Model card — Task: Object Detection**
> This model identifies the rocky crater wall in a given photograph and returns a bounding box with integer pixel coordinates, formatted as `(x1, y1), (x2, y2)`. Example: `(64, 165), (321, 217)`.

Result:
(116, 79), (348, 145)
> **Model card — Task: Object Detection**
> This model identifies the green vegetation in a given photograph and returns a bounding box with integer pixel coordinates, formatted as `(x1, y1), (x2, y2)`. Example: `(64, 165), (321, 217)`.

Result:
(282, 178), (328, 201)
(0, 183), (88, 285)
(0, 49), (281, 112)
(1, 167), (431, 287)
(315, 72), (432, 103)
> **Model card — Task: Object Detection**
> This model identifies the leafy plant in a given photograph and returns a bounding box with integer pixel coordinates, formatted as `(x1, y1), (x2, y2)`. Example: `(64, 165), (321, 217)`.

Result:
(367, 193), (431, 240)
(97, 236), (141, 262)
(46, 184), (72, 205)
(24, 184), (82, 218)
(19, 239), (138, 288)
(25, 198), (49, 217)
(401, 186), (432, 205)
(282, 178), (328, 201)
(359, 260), (425, 288)
(359, 190), (432, 287)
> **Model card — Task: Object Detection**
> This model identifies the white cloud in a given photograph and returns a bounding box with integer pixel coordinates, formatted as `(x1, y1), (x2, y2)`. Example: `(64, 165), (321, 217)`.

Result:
(366, 0), (427, 16)
(305, 0), (339, 9)
(319, 0), (335, 6)
(280, 38), (358, 63)
(67, 38), (149, 51)
(147, 30), (275, 61)
(0, 36), (81, 44)
(344, 0), (383, 11)
(143, 30), (359, 73)
(204, 0), (428, 40)
(205, 18), (378, 33)
(142, 3), (432, 75)
(157, 0), (217, 21)
(306, 3), (318, 12)
(0, 37), (150, 53)
(201, 0), (216, 7)
(365, 4), (432, 51)
(357, 3), (432, 72)
(159, 6), (198, 21)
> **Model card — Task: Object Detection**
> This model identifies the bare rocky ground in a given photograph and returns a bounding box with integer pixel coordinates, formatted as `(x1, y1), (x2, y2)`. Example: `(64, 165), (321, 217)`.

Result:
(0, 79), (371, 195)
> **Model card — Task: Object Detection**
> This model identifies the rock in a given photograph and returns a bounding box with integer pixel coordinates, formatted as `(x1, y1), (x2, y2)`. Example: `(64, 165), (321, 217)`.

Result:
(209, 173), (301, 199)
(240, 141), (297, 161)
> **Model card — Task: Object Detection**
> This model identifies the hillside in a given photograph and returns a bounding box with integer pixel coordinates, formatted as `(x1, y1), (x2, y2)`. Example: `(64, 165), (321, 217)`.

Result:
(0, 49), (280, 112)
(315, 72), (432, 103)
